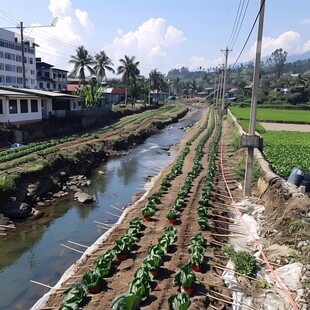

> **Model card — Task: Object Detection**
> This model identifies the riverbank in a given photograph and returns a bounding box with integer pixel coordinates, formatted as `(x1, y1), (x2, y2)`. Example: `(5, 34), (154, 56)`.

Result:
(0, 102), (192, 224)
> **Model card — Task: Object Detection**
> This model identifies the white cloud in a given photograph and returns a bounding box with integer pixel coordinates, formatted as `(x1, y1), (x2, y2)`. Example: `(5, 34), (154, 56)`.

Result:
(105, 18), (185, 75)
(48, 0), (72, 16)
(75, 9), (94, 31)
(296, 40), (310, 54)
(240, 31), (300, 63)
(188, 56), (223, 71)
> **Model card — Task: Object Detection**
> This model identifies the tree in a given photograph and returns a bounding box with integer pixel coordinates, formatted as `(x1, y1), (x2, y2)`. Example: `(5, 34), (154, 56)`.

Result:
(93, 51), (115, 84)
(149, 69), (165, 100)
(117, 55), (140, 106)
(75, 79), (102, 109)
(69, 46), (95, 85)
(266, 48), (288, 79)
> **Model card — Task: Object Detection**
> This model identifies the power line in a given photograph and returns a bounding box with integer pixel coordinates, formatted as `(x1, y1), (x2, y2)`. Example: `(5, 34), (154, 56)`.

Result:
(230, 0), (250, 49)
(232, 0), (266, 68)
(227, 0), (243, 48)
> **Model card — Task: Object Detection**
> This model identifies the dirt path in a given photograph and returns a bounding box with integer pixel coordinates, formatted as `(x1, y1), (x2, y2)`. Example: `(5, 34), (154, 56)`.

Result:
(35, 107), (246, 310)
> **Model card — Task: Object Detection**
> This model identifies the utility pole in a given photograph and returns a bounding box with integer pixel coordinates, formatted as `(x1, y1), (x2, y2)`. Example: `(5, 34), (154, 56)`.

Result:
(216, 67), (223, 110)
(220, 47), (232, 112)
(213, 68), (217, 106)
(244, 0), (266, 196)
(2, 18), (58, 88)
(20, 22), (26, 88)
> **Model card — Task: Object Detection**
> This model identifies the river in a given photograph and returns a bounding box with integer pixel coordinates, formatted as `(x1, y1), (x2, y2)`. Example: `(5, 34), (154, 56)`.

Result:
(0, 110), (201, 310)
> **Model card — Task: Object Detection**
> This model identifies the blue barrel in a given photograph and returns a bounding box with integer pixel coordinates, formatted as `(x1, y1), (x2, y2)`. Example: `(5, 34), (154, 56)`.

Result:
(287, 168), (304, 187)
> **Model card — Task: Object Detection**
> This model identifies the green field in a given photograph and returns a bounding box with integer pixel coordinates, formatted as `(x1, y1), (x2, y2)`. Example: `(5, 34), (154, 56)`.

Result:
(229, 108), (310, 176)
(230, 107), (310, 124)
(262, 131), (310, 176)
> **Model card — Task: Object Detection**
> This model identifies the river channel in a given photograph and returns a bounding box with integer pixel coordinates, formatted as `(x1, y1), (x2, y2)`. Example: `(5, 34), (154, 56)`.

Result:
(0, 110), (201, 310)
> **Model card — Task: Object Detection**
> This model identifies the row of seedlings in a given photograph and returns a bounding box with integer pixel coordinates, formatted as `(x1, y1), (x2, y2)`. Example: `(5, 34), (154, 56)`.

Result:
(110, 226), (178, 309)
(58, 217), (145, 310)
(166, 112), (214, 224)
(197, 119), (222, 231)
(168, 234), (206, 309)
(141, 109), (213, 222)
(165, 110), (216, 225)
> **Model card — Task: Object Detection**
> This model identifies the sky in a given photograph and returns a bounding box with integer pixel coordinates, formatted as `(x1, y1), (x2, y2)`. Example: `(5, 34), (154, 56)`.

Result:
(0, 0), (310, 78)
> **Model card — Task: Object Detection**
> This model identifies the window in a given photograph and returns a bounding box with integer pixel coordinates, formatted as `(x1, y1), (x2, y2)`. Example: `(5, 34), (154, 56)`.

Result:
(16, 55), (22, 62)
(31, 99), (38, 112)
(47, 83), (50, 89)
(20, 99), (28, 113)
(39, 82), (43, 89)
(0, 99), (3, 114)
(44, 72), (50, 78)
(9, 99), (18, 114)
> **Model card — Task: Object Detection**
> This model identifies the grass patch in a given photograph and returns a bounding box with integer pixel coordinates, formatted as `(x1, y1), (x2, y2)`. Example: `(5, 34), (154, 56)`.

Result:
(0, 174), (16, 191)
(230, 107), (310, 123)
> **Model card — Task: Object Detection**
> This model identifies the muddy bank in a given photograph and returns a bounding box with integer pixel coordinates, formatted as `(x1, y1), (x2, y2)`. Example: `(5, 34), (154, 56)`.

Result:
(0, 108), (189, 219)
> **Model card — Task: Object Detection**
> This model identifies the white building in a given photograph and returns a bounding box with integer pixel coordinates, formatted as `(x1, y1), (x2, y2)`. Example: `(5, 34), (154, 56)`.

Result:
(0, 28), (37, 88)
(0, 86), (82, 127)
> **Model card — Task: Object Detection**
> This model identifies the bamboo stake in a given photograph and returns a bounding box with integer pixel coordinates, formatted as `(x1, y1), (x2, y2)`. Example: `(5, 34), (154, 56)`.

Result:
(110, 205), (123, 212)
(209, 213), (235, 222)
(210, 290), (257, 310)
(0, 224), (15, 228)
(198, 279), (243, 293)
(210, 239), (227, 247)
(61, 244), (84, 254)
(212, 273), (247, 290)
(212, 219), (236, 226)
(208, 225), (247, 235)
(94, 220), (113, 226)
(68, 240), (89, 249)
(212, 192), (232, 199)
(206, 293), (255, 310)
(96, 225), (109, 230)
(211, 233), (245, 237)
(38, 307), (59, 309)
(208, 261), (261, 283)
(30, 280), (53, 289)
(106, 211), (122, 218)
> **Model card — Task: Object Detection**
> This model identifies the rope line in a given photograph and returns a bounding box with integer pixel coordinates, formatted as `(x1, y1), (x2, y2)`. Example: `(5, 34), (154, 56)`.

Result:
(219, 136), (299, 310)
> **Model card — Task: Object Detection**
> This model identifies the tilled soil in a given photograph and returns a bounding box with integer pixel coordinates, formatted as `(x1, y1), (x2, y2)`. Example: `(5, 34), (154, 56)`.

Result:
(38, 108), (244, 310)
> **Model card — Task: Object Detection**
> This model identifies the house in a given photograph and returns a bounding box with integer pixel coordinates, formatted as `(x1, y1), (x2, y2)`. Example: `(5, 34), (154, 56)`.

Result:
(36, 58), (68, 91)
(0, 28), (37, 88)
(0, 86), (82, 127)
(102, 87), (126, 104)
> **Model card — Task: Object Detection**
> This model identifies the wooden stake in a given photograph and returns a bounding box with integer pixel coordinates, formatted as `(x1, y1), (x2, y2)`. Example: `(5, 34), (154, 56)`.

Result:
(211, 233), (245, 237)
(94, 220), (113, 227)
(198, 279), (243, 293)
(30, 280), (53, 289)
(206, 293), (255, 310)
(106, 211), (122, 218)
(61, 244), (84, 254)
(212, 273), (247, 289)
(210, 290), (257, 310)
(96, 225), (109, 230)
(68, 240), (89, 249)
(208, 261), (261, 283)
(209, 213), (235, 222)
(110, 205), (123, 212)
(0, 224), (15, 228)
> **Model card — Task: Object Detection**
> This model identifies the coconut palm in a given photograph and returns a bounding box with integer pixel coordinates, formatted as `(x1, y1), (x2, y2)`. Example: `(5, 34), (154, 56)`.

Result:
(94, 51), (115, 84)
(69, 45), (95, 85)
(150, 69), (165, 101)
(117, 55), (140, 106)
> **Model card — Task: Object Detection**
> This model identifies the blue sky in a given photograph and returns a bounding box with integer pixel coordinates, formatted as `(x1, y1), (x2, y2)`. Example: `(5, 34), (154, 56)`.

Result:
(0, 0), (310, 77)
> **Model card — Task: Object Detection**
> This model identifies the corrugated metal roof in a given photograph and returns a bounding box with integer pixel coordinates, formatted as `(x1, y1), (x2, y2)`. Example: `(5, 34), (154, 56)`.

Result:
(0, 86), (80, 98)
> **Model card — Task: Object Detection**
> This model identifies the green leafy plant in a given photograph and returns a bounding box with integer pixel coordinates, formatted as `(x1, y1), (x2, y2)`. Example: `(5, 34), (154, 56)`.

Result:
(166, 208), (180, 219)
(223, 245), (257, 276)
(82, 269), (101, 289)
(168, 292), (191, 310)
(111, 293), (140, 310)
(173, 264), (198, 289)
(128, 276), (152, 301)
(141, 207), (156, 218)
(62, 282), (87, 306)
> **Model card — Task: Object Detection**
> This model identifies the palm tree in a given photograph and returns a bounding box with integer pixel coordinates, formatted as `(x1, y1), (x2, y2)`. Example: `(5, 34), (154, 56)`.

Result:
(93, 51), (115, 84)
(69, 46), (95, 85)
(149, 69), (165, 101)
(117, 55), (140, 106)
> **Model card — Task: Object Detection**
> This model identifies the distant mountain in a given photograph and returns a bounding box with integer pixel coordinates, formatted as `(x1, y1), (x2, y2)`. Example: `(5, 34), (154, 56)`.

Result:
(287, 51), (310, 63)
